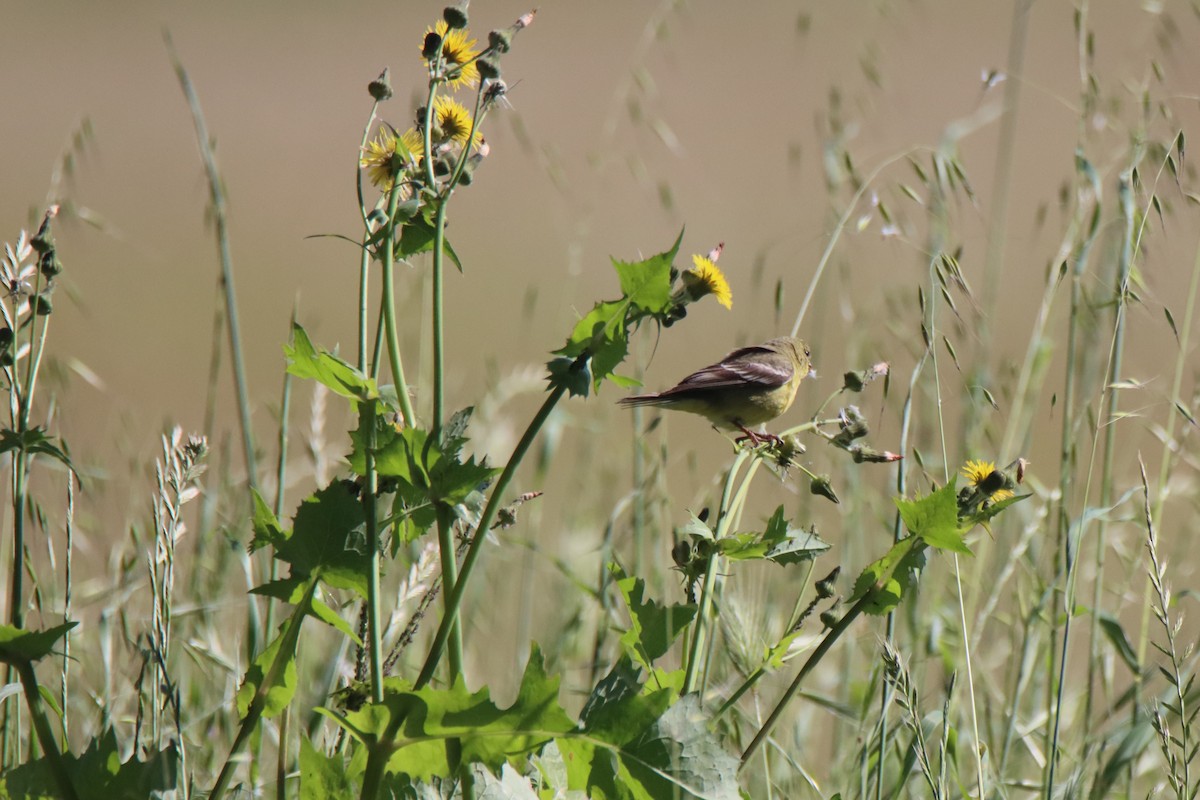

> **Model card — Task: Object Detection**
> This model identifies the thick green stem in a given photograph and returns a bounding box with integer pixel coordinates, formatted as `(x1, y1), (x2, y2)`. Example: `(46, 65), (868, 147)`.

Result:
(360, 400), (384, 704)
(741, 592), (875, 767)
(16, 661), (79, 800)
(431, 199), (448, 436)
(682, 453), (747, 695)
(382, 186), (417, 428)
(416, 382), (568, 689)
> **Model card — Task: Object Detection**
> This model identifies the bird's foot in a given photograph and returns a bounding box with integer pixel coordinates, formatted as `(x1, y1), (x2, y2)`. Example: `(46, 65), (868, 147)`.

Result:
(734, 425), (782, 448)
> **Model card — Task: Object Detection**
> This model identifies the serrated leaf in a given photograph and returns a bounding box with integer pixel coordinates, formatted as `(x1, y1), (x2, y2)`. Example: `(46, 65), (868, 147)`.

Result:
(0, 427), (74, 472)
(895, 481), (970, 554)
(724, 506), (830, 565)
(2, 727), (180, 799)
(849, 536), (927, 615)
(237, 627), (299, 719)
(393, 214), (463, 271)
(250, 578), (359, 641)
(285, 324), (377, 401)
(325, 644), (575, 783)
(612, 230), (680, 314)
(299, 735), (355, 799)
(273, 483), (371, 597)
(0, 622), (77, 664)
(611, 564), (696, 670)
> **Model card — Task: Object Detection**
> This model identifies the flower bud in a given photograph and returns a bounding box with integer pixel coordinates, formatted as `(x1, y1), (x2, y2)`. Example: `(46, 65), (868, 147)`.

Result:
(442, 4), (469, 29)
(422, 32), (443, 60)
(0, 352), (13, 367)
(810, 474), (840, 504)
(842, 371), (865, 392)
(368, 68), (393, 101)
(29, 295), (52, 316)
(815, 567), (840, 599)
(0, 327), (12, 351)
(39, 251), (63, 278)
(488, 28), (512, 53)
(819, 608), (840, 629)
(476, 57), (500, 81)
(671, 539), (693, 569)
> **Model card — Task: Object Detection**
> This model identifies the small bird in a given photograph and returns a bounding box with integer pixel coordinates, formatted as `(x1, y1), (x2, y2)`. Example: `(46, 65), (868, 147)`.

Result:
(619, 336), (812, 445)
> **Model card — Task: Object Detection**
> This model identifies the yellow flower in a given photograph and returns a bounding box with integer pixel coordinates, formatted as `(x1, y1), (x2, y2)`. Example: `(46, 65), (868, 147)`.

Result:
(960, 460), (1013, 502)
(424, 20), (480, 89)
(682, 254), (733, 309)
(360, 127), (424, 190)
(433, 96), (483, 149)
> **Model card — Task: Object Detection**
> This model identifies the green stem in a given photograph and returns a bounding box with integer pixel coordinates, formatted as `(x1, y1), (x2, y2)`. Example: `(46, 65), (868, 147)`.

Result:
(360, 400), (384, 704)
(741, 592), (875, 767)
(168, 38), (258, 491)
(381, 184), (417, 427)
(682, 452), (747, 695)
(431, 199), (448, 436)
(436, 507), (464, 680)
(15, 661), (79, 800)
(210, 576), (316, 800)
(415, 381), (568, 689)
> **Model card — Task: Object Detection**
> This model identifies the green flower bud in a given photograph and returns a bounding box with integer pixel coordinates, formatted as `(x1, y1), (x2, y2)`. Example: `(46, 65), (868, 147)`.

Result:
(442, 5), (468, 29)
(488, 28), (512, 53)
(368, 68), (393, 101)
(842, 370), (864, 392)
(810, 474), (840, 504)
(0, 352), (13, 367)
(814, 567), (840, 599)
(819, 609), (840, 629)
(0, 327), (12, 351)
(40, 251), (63, 278)
(476, 57), (501, 80)
(29, 295), (52, 316)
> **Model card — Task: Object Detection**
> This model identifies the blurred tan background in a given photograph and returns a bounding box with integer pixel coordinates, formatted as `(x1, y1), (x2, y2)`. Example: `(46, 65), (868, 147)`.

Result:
(1, 1), (1197, 635)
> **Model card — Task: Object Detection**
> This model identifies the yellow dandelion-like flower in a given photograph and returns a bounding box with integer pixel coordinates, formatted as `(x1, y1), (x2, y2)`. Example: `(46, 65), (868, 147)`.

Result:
(424, 20), (480, 89)
(960, 460), (1013, 502)
(682, 254), (733, 309)
(360, 128), (424, 190)
(433, 96), (483, 149)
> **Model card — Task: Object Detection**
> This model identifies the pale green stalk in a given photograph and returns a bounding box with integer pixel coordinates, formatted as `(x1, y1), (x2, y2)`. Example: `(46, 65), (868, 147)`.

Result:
(682, 450), (749, 696)
(874, 357), (923, 800)
(415, 381), (568, 689)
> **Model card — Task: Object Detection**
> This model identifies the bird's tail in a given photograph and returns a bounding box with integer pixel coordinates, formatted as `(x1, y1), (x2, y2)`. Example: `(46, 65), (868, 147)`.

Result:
(617, 393), (666, 408)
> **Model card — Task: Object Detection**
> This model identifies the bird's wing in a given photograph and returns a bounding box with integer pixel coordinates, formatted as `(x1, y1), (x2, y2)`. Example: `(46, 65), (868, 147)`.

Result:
(662, 345), (794, 394)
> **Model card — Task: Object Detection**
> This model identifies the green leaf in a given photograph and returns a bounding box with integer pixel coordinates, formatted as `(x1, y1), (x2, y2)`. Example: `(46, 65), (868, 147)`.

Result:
(1098, 612), (1140, 674)
(362, 424), (499, 511)
(849, 536), (927, 615)
(393, 214), (463, 271)
(0, 428), (74, 472)
(723, 506), (831, 565)
(299, 735), (355, 800)
(272, 483), (371, 597)
(0, 622), (77, 665)
(560, 694), (740, 800)
(546, 355), (592, 398)
(323, 644), (575, 783)
(612, 229), (680, 314)
(237, 625), (299, 719)
(958, 492), (1030, 533)
(250, 578), (359, 641)
(895, 480), (971, 555)
(248, 489), (288, 554)
(2, 728), (179, 800)
(285, 324), (378, 401)
(611, 564), (696, 670)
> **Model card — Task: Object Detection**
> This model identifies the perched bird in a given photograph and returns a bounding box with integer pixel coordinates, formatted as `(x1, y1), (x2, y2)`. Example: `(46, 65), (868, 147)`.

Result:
(619, 337), (812, 445)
